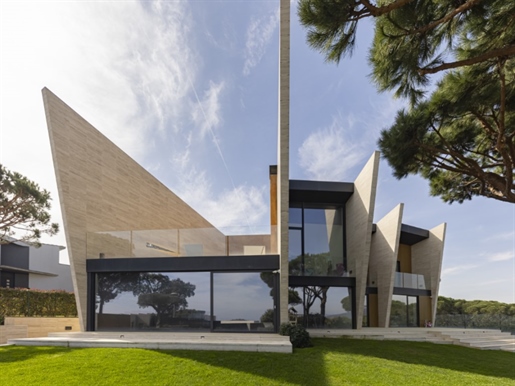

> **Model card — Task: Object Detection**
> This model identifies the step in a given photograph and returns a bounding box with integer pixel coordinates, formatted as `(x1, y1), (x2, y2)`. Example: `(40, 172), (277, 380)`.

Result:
(458, 338), (515, 345)
(8, 332), (292, 354)
(458, 341), (515, 349)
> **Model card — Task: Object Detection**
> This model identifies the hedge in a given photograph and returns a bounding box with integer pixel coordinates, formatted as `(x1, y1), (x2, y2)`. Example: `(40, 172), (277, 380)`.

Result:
(0, 287), (77, 325)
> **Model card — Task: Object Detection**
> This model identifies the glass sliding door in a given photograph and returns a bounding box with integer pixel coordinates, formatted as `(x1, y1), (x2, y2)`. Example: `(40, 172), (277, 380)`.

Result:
(390, 295), (418, 327)
(213, 272), (276, 332)
(408, 296), (418, 327)
(290, 286), (353, 329)
(95, 272), (211, 331)
(288, 205), (345, 277)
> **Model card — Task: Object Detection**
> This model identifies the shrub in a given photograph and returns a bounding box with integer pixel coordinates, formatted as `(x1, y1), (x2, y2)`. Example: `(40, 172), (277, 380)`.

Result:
(0, 288), (77, 325)
(279, 323), (312, 348)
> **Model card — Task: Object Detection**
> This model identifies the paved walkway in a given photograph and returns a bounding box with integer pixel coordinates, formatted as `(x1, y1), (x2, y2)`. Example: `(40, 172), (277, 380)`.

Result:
(7, 331), (292, 353)
(308, 327), (515, 352)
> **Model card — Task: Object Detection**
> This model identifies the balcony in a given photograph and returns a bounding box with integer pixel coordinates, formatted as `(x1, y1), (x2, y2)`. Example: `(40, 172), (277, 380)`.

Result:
(394, 272), (427, 290)
(86, 226), (276, 259)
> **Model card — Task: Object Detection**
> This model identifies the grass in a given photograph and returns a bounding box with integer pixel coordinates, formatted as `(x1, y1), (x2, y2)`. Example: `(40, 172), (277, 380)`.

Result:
(0, 338), (514, 385)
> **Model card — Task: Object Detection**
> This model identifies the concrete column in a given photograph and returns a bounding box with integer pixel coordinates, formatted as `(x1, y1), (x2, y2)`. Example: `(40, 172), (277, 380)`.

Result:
(369, 204), (403, 327)
(411, 223), (446, 325)
(277, 0), (291, 326)
(345, 151), (380, 328)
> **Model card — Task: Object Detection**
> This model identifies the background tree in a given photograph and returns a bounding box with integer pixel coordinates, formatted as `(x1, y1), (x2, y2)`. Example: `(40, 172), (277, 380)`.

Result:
(96, 273), (139, 314)
(133, 273), (195, 328)
(0, 164), (59, 245)
(437, 296), (515, 330)
(260, 271), (302, 305)
(298, 0), (515, 203)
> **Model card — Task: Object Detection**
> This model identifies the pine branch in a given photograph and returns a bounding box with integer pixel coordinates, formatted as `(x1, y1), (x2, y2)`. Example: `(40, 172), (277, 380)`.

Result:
(419, 44), (515, 75)
(406, 0), (482, 36)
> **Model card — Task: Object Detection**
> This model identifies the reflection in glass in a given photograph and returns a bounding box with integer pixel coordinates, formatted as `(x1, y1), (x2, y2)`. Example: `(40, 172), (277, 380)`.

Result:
(288, 228), (302, 276)
(304, 208), (344, 276)
(213, 272), (275, 332)
(291, 286), (352, 329)
(408, 296), (418, 327)
(288, 207), (345, 277)
(95, 272), (210, 331)
(289, 207), (302, 228)
(389, 295), (418, 327)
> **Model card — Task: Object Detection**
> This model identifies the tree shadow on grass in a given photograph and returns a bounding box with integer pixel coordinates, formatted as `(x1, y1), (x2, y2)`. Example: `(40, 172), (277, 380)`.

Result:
(316, 338), (515, 381)
(161, 338), (515, 385)
(158, 346), (327, 386)
(0, 346), (74, 364)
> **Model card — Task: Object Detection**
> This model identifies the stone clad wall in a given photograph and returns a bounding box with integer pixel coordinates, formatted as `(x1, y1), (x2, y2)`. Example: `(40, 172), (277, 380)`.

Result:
(43, 88), (217, 330)
(369, 204), (403, 327)
(0, 317), (80, 343)
(345, 152), (380, 329)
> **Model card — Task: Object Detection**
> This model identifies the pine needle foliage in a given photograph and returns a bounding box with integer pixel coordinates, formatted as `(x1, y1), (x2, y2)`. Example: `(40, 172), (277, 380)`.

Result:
(0, 164), (59, 245)
(298, 0), (515, 203)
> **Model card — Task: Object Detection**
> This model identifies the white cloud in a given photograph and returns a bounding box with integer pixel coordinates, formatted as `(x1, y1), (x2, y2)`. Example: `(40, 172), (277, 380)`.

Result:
(483, 231), (515, 242)
(243, 10), (279, 76)
(442, 264), (479, 276)
(0, 1), (203, 259)
(191, 81), (225, 140)
(477, 279), (509, 286)
(175, 163), (268, 233)
(488, 251), (514, 262)
(298, 116), (366, 181)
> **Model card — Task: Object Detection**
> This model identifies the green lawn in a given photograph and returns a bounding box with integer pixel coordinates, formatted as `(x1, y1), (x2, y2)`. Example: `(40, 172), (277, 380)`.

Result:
(0, 338), (513, 385)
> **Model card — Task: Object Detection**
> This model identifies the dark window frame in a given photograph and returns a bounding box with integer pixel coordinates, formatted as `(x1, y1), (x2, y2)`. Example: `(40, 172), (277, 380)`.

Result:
(86, 255), (280, 333)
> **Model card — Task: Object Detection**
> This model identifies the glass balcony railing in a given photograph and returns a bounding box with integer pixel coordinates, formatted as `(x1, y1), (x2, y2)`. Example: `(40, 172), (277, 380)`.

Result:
(86, 226), (277, 259)
(394, 272), (428, 290)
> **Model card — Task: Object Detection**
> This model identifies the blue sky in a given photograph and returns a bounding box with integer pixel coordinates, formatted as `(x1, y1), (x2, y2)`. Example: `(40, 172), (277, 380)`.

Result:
(0, 0), (513, 303)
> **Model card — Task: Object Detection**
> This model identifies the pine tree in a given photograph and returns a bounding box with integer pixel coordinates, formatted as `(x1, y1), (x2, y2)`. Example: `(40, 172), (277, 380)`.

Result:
(298, 0), (515, 203)
(0, 164), (59, 244)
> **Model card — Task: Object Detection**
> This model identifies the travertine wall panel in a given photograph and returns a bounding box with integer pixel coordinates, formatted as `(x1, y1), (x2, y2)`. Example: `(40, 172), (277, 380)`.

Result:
(345, 152), (379, 328)
(0, 325), (27, 344)
(411, 223), (446, 324)
(43, 88), (216, 330)
(5, 317), (80, 338)
(369, 204), (403, 327)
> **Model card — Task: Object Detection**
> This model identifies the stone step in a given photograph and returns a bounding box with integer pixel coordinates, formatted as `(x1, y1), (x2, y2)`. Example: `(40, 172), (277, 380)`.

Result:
(457, 338), (515, 345)
(9, 332), (292, 353)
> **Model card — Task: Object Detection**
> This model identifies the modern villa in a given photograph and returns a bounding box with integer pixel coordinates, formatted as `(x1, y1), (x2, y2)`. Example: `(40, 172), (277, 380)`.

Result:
(43, 0), (445, 334)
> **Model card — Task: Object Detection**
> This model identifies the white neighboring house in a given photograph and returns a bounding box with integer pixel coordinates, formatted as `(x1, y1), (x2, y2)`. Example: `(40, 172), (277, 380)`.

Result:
(0, 238), (73, 292)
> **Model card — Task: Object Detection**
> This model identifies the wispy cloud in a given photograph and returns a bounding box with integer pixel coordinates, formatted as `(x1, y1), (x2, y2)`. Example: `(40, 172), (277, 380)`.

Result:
(191, 81), (225, 140)
(298, 116), (366, 181)
(483, 231), (515, 242)
(487, 251), (514, 262)
(243, 10), (279, 76)
(442, 264), (479, 276)
(477, 279), (509, 286)
(173, 161), (268, 233)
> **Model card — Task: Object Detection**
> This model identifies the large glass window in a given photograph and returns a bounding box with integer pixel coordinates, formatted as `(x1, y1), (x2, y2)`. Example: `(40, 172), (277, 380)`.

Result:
(290, 286), (352, 329)
(95, 272), (210, 331)
(288, 206), (345, 276)
(390, 295), (418, 327)
(213, 272), (275, 332)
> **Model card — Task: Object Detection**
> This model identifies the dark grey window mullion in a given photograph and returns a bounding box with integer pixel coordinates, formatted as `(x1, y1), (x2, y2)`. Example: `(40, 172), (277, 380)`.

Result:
(210, 272), (214, 332)
(301, 203), (305, 276)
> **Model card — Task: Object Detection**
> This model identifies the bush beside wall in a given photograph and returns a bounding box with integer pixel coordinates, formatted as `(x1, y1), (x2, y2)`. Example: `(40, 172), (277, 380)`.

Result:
(0, 288), (77, 325)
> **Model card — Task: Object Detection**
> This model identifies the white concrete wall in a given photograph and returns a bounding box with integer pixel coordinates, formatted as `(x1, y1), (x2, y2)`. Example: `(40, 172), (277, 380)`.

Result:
(28, 244), (73, 292)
